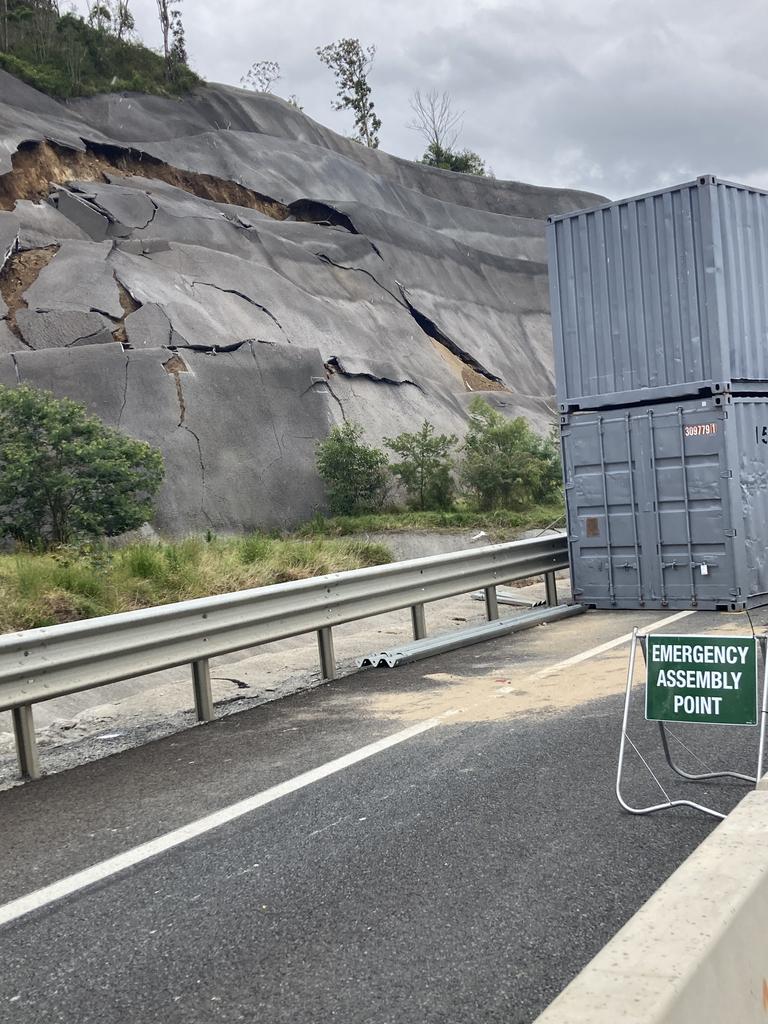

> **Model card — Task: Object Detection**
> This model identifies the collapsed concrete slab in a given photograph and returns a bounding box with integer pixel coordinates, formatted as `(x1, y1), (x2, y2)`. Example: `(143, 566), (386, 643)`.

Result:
(16, 309), (115, 349)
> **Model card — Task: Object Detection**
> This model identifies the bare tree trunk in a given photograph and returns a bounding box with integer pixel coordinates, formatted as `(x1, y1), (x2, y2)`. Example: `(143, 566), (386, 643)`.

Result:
(1, 0), (8, 53)
(156, 0), (170, 67)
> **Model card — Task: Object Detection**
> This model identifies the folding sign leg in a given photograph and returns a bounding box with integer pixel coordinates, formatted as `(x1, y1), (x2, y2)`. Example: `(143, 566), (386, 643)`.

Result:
(755, 636), (768, 786)
(658, 722), (756, 784)
(616, 627), (725, 820)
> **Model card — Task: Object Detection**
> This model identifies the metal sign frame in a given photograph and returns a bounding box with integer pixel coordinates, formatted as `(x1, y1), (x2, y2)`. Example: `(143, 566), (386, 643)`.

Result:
(616, 628), (768, 820)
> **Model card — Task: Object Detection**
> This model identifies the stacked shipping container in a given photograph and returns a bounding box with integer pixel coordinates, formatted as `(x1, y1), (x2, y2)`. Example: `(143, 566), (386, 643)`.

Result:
(547, 176), (768, 609)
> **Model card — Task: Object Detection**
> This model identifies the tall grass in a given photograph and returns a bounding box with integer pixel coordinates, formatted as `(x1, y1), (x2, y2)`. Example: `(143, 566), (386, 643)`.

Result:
(296, 503), (566, 539)
(0, 534), (392, 632)
(0, 505), (566, 633)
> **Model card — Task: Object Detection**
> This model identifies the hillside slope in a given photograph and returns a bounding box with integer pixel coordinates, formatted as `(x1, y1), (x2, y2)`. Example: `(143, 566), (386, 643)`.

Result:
(0, 71), (604, 533)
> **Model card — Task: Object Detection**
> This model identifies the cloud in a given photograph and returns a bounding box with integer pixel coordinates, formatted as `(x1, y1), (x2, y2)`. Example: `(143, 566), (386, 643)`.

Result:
(72, 0), (768, 198)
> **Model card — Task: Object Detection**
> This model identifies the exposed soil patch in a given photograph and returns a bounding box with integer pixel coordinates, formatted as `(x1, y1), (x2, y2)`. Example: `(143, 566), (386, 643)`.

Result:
(0, 140), (289, 221)
(163, 352), (189, 424)
(0, 245), (59, 338)
(429, 339), (508, 393)
(112, 278), (140, 345)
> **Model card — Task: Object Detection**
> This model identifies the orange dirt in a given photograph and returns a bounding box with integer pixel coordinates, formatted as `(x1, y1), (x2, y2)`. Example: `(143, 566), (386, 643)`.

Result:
(0, 245), (59, 338)
(0, 140), (288, 220)
(428, 338), (509, 393)
(112, 278), (140, 344)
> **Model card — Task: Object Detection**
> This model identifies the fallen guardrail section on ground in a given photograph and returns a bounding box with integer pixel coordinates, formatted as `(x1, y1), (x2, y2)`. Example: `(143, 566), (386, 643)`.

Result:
(533, 777), (768, 1024)
(0, 534), (570, 781)
(358, 603), (582, 668)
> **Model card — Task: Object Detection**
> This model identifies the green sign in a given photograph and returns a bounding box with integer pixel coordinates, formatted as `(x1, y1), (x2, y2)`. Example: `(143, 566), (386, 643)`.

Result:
(646, 635), (758, 726)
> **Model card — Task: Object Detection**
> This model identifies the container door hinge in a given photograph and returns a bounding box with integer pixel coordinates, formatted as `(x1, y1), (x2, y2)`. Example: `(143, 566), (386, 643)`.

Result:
(724, 529), (737, 537)
(720, 470), (733, 479)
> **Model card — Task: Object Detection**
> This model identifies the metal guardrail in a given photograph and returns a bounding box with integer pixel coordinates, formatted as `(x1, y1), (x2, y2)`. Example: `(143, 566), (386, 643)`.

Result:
(0, 534), (569, 780)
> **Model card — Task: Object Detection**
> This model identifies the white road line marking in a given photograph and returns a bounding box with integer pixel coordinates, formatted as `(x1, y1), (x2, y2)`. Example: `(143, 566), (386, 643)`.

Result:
(532, 609), (696, 679)
(0, 716), (447, 929)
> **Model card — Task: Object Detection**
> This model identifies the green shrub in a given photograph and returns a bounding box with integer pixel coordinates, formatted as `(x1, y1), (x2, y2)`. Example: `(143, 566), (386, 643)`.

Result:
(315, 422), (389, 516)
(0, 385), (164, 547)
(384, 420), (457, 510)
(460, 398), (562, 510)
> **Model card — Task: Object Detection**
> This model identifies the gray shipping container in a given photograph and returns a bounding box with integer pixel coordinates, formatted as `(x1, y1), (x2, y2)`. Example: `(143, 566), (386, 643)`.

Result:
(548, 175), (768, 412)
(561, 395), (768, 610)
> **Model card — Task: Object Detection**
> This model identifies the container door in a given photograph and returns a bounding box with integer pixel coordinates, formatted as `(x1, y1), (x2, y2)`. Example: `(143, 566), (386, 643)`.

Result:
(563, 410), (649, 605)
(563, 400), (735, 608)
(646, 402), (734, 607)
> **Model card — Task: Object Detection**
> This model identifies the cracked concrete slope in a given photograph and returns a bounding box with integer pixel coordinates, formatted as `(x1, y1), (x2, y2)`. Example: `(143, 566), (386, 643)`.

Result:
(0, 68), (603, 531)
(0, 343), (335, 533)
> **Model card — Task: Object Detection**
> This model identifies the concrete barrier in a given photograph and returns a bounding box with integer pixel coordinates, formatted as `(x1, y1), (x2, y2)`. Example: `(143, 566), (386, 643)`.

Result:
(533, 790), (768, 1023)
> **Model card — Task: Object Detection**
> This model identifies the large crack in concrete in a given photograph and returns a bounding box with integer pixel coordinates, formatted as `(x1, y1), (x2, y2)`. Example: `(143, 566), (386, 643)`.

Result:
(190, 280), (289, 338)
(325, 356), (422, 391)
(315, 251), (404, 305)
(323, 376), (347, 421)
(163, 352), (189, 425)
(112, 275), (141, 346)
(395, 283), (506, 390)
(314, 249), (506, 392)
(117, 352), (129, 427)
(161, 351), (212, 525)
(0, 139), (289, 221)
(290, 200), (385, 260)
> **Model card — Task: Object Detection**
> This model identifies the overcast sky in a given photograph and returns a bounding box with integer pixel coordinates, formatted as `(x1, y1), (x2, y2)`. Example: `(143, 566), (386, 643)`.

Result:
(75, 0), (768, 199)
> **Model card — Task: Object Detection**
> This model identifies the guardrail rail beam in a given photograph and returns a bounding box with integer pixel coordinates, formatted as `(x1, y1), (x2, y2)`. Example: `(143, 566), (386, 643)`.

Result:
(0, 534), (570, 779)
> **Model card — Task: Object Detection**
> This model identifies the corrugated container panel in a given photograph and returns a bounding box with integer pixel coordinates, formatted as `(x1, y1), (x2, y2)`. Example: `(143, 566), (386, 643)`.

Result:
(548, 176), (768, 411)
(561, 395), (768, 610)
(715, 181), (768, 381)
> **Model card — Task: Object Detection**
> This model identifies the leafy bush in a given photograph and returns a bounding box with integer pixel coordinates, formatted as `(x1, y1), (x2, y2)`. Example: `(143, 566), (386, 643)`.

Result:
(0, 384), (164, 547)
(384, 420), (457, 510)
(0, 7), (200, 98)
(420, 142), (488, 176)
(315, 422), (389, 515)
(460, 398), (562, 510)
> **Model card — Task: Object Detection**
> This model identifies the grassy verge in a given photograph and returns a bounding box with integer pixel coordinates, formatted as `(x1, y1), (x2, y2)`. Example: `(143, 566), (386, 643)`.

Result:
(0, 534), (391, 633)
(0, 505), (565, 632)
(295, 504), (566, 540)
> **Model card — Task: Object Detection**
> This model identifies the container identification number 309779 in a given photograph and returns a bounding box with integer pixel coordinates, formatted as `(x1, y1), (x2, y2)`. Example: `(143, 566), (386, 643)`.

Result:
(683, 423), (718, 437)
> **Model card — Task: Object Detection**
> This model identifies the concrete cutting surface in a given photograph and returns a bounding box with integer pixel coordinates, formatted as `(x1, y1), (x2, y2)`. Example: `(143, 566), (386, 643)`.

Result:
(0, 604), (761, 1022)
(0, 70), (603, 531)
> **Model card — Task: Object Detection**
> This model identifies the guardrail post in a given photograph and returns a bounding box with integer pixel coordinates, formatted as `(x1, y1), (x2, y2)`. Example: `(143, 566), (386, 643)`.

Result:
(545, 571), (558, 607)
(411, 603), (427, 640)
(12, 705), (41, 780)
(317, 626), (336, 680)
(484, 585), (499, 621)
(192, 658), (214, 722)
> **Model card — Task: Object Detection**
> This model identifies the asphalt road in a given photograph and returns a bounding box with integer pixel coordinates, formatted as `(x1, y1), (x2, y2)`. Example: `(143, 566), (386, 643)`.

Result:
(0, 606), (762, 1023)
